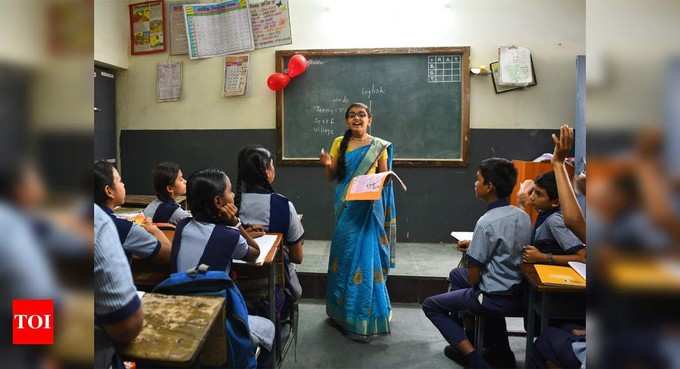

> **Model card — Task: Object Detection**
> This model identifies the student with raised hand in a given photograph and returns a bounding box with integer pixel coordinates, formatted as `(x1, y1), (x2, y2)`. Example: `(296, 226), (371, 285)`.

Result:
(143, 162), (191, 225)
(423, 158), (531, 369)
(522, 171), (587, 265)
(551, 125), (586, 242)
(319, 102), (396, 342)
(94, 160), (171, 264)
(235, 145), (304, 299)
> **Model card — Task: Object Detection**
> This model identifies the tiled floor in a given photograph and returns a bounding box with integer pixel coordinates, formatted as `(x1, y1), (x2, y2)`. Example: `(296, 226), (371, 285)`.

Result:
(298, 240), (462, 277)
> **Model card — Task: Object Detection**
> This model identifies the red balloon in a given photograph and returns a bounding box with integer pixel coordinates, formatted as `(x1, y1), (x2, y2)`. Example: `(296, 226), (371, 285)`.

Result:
(287, 54), (308, 78)
(267, 73), (290, 91)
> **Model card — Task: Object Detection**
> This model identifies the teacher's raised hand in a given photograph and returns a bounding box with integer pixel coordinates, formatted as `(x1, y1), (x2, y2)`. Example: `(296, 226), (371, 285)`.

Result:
(319, 148), (332, 167)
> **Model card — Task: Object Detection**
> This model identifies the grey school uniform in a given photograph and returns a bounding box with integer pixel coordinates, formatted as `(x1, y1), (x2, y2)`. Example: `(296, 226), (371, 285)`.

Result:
(239, 193), (304, 244)
(94, 204), (140, 369)
(143, 198), (191, 225)
(102, 206), (161, 260)
(172, 219), (274, 349)
(533, 211), (585, 255)
(467, 201), (532, 293)
(423, 199), (531, 349)
(174, 220), (249, 275)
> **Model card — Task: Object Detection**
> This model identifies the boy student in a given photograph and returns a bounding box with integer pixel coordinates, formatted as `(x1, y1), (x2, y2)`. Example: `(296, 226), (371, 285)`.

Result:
(521, 171), (586, 265)
(143, 162), (191, 225)
(423, 158), (531, 369)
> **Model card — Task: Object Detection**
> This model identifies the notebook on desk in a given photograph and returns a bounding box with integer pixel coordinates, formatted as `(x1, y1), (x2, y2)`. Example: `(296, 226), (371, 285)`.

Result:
(534, 264), (586, 287)
(233, 234), (279, 266)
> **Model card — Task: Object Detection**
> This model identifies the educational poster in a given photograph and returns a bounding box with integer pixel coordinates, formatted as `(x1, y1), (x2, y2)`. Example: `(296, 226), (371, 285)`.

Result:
(223, 54), (249, 97)
(184, 0), (255, 59)
(157, 62), (182, 102)
(249, 0), (292, 49)
(129, 0), (166, 55)
(498, 46), (533, 86)
(167, 0), (191, 55)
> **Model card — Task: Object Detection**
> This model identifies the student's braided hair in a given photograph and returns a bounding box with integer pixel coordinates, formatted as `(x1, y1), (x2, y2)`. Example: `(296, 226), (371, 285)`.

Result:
(335, 102), (371, 182)
(235, 145), (275, 210)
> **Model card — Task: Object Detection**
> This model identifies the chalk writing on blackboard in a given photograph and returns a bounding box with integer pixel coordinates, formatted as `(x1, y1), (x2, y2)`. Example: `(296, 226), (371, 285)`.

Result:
(427, 55), (461, 83)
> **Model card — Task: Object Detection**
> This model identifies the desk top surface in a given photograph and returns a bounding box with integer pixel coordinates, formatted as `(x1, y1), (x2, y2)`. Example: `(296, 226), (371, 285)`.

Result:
(125, 194), (186, 207)
(120, 293), (224, 365)
(521, 263), (586, 293)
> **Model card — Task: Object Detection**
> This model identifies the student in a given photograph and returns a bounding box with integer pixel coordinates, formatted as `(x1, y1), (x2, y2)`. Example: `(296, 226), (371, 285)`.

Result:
(171, 168), (275, 358)
(551, 125), (586, 241)
(94, 204), (144, 369)
(235, 145), (304, 299)
(522, 171), (586, 265)
(422, 158), (531, 369)
(94, 160), (171, 264)
(143, 162), (191, 224)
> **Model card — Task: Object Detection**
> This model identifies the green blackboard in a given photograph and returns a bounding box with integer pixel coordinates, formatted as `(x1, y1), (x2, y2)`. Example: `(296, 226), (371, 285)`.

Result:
(275, 47), (470, 166)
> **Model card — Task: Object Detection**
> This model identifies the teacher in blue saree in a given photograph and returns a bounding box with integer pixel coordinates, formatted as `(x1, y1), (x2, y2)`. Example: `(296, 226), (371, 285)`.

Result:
(319, 102), (397, 342)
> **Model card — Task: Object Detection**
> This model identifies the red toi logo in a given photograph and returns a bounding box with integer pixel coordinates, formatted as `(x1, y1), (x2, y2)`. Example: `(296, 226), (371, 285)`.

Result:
(12, 300), (54, 345)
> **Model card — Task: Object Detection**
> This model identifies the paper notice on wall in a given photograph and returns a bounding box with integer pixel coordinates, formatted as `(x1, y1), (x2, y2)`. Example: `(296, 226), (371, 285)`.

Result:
(157, 62), (182, 102)
(184, 0), (255, 59)
(249, 0), (292, 49)
(498, 46), (533, 86)
(167, 1), (192, 55)
(223, 54), (249, 97)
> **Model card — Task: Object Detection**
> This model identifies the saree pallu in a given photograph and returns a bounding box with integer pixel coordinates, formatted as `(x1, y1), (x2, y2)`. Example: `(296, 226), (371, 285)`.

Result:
(326, 137), (397, 337)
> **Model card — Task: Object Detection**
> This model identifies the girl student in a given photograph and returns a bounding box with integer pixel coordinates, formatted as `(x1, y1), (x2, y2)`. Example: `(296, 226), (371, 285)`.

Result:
(171, 168), (275, 362)
(235, 145), (305, 300)
(143, 162), (191, 225)
(94, 160), (171, 264)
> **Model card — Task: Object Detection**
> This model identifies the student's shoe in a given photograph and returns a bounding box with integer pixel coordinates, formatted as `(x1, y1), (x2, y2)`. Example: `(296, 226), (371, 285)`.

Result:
(444, 345), (467, 367)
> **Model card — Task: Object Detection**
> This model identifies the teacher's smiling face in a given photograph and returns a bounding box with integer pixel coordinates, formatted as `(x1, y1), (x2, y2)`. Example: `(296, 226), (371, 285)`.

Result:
(345, 106), (372, 137)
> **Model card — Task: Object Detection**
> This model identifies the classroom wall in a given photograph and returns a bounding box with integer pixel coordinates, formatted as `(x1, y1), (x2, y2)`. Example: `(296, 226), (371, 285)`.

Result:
(95, 0), (129, 69)
(116, 0), (585, 130)
(111, 0), (584, 242)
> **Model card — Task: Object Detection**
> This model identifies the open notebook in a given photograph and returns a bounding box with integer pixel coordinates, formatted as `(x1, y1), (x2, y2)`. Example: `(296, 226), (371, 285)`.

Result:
(233, 234), (279, 266)
(345, 171), (407, 201)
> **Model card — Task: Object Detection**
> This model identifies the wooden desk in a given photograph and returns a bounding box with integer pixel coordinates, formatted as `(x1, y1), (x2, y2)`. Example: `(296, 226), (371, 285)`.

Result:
(129, 233), (291, 368)
(120, 293), (225, 368)
(522, 263), (586, 365)
(232, 233), (292, 369)
(124, 194), (187, 208)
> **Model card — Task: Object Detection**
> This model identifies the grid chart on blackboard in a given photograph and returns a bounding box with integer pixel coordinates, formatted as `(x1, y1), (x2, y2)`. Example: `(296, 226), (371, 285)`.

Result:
(427, 55), (461, 83)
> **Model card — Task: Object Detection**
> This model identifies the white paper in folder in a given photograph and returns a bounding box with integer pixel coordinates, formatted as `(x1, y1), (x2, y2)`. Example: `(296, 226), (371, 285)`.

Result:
(499, 46), (533, 86)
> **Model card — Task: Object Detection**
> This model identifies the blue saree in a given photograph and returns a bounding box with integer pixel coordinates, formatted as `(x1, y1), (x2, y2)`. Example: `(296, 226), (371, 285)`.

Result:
(326, 137), (397, 337)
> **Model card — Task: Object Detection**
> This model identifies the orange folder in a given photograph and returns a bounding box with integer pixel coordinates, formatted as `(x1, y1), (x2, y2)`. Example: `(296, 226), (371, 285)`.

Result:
(534, 264), (586, 287)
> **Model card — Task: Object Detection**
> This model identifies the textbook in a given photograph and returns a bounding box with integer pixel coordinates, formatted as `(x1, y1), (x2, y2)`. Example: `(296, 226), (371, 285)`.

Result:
(534, 264), (586, 287)
(345, 171), (407, 201)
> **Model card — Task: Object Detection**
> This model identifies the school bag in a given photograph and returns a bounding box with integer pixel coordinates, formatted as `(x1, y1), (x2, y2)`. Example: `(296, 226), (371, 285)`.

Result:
(153, 264), (257, 369)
